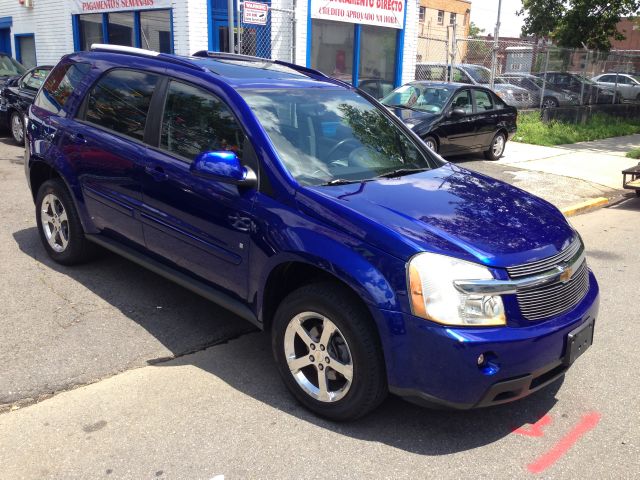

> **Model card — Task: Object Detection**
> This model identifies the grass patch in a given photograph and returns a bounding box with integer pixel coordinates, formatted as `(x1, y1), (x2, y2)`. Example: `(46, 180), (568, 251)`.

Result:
(513, 112), (640, 146)
(626, 148), (640, 159)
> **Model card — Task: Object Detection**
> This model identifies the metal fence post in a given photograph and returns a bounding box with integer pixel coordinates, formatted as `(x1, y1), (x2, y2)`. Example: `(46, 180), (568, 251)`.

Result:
(579, 49), (589, 105)
(237, 1), (242, 55)
(291, 0), (297, 63)
(539, 47), (550, 109)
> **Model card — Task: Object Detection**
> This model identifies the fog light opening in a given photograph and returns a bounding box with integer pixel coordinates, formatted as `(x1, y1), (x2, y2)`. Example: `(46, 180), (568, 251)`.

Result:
(478, 351), (500, 376)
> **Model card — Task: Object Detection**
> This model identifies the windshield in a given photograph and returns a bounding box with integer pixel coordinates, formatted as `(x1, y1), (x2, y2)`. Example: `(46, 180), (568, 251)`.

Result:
(465, 65), (492, 84)
(0, 56), (26, 77)
(241, 88), (437, 186)
(381, 84), (454, 113)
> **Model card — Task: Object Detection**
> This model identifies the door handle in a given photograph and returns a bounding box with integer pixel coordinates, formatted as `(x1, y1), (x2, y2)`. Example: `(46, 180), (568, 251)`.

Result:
(145, 165), (169, 182)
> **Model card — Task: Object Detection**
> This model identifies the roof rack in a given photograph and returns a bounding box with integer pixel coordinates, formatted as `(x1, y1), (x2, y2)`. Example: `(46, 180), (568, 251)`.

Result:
(90, 44), (206, 72)
(191, 51), (333, 80)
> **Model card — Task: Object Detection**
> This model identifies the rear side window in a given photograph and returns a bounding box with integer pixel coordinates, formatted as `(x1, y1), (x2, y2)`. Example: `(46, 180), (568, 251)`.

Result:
(474, 90), (494, 111)
(34, 62), (90, 116)
(84, 69), (158, 141)
(160, 81), (244, 162)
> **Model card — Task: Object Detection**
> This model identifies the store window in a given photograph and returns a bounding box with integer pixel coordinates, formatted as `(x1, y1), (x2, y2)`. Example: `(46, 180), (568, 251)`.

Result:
(311, 20), (354, 83)
(140, 10), (172, 53)
(76, 10), (173, 53)
(359, 25), (397, 92)
(79, 13), (104, 51)
(108, 12), (135, 47)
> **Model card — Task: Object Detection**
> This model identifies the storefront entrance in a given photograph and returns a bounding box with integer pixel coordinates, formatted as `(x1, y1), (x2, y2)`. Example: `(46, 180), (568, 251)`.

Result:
(0, 17), (12, 56)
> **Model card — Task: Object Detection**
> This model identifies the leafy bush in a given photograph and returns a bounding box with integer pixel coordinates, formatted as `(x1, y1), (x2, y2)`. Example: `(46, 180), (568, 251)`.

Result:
(626, 148), (640, 159)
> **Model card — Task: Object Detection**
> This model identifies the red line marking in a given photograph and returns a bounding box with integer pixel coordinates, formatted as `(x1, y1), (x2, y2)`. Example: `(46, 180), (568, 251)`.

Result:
(513, 414), (553, 437)
(527, 412), (601, 474)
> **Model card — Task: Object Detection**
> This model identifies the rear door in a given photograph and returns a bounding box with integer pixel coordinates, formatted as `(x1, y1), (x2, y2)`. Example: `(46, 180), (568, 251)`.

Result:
(60, 69), (159, 246)
(438, 89), (477, 155)
(140, 79), (256, 298)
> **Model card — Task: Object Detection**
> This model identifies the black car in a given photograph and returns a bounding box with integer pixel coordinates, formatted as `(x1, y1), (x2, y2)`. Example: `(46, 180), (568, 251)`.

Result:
(357, 77), (395, 99)
(381, 82), (517, 160)
(533, 72), (615, 105)
(0, 65), (52, 144)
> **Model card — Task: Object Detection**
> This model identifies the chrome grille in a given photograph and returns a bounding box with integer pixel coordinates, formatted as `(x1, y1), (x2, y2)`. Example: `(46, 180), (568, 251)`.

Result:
(516, 260), (589, 321)
(507, 238), (581, 278)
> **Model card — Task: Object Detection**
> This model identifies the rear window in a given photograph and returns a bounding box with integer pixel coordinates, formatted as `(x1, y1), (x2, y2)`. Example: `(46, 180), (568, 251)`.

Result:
(34, 62), (90, 116)
(84, 69), (158, 142)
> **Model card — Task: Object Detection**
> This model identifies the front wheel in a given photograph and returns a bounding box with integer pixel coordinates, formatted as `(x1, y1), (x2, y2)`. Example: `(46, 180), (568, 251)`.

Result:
(542, 97), (559, 108)
(272, 283), (387, 421)
(484, 132), (507, 160)
(423, 135), (438, 152)
(10, 111), (24, 145)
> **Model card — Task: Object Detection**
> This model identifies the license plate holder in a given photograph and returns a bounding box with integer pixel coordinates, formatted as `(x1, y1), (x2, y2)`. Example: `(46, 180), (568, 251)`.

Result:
(564, 319), (595, 366)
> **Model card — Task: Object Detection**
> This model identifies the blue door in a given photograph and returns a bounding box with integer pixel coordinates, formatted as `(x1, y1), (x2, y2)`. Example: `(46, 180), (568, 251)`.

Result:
(0, 29), (11, 55)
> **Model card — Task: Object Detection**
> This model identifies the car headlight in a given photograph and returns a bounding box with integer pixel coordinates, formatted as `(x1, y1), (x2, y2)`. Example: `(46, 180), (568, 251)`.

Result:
(408, 252), (506, 326)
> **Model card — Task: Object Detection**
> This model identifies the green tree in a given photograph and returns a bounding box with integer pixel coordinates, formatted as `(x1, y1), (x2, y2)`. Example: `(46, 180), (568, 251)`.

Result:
(468, 21), (485, 38)
(520, 0), (640, 50)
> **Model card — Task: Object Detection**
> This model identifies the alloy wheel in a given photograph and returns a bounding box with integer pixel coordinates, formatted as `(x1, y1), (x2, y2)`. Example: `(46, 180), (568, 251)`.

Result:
(11, 113), (24, 144)
(492, 134), (505, 158)
(425, 138), (437, 151)
(284, 311), (353, 403)
(40, 193), (69, 252)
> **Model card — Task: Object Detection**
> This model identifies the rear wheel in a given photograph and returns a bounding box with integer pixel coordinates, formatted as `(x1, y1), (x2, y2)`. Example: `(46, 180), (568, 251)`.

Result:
(10, 111), (24, 145)
(424, 135), (438, 152)
(272, 283), (387, 421)
(484, 132), (507, 160)
(35, 179), (98, 265)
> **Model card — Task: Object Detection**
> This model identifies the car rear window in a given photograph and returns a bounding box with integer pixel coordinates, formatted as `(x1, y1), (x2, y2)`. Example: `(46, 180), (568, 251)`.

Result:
(33, 62), (90, 116)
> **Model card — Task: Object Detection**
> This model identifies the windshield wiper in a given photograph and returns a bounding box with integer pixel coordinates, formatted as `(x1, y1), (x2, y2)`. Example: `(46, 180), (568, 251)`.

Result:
(320, 178), (364, 186)
(384, 104), (418, 111)
(377, 168), (429, 179)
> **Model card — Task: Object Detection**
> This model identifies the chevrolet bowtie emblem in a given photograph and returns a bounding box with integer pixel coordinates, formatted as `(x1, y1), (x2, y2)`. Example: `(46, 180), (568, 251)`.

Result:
(558, 264), (574, 283)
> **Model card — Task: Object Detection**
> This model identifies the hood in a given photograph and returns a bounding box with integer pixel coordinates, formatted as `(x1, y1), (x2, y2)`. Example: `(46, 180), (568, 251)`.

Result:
(298, 163), (574, 268)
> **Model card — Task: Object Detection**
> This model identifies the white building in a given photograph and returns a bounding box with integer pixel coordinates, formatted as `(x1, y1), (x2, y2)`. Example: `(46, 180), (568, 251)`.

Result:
(0, 0), (419, 95)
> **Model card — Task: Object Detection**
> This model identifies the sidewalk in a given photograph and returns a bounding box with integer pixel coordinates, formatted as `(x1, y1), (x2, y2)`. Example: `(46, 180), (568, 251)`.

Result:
(458, 134), (640, 213)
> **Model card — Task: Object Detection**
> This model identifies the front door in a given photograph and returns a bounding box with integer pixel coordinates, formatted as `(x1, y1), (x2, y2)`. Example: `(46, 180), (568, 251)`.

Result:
(141, 79), (255, 299)
(472, 88), (498, 149)
(440, 89), (477, 155)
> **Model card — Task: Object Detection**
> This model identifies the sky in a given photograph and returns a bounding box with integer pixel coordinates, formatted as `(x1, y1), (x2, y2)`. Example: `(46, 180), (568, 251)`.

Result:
(470, 0), (526, 38)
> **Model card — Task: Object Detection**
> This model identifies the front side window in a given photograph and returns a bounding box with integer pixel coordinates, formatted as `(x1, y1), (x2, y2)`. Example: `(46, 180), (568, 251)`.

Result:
(464, 66), (491, 84)
(21, 68), (50, 91)
(451, 90), (473, 114)
(34, 63), (90, 115)
(241, 88), (437, 186)
(84, 69), (158, 141)
(160, 81), (244, 161)
(452, 67), (472, 84)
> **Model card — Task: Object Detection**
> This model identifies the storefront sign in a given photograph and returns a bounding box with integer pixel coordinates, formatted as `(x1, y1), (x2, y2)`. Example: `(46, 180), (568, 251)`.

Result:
(310, 0), (405, 29)
(70, 0), (172, 14)
(243, 1), (268, 25)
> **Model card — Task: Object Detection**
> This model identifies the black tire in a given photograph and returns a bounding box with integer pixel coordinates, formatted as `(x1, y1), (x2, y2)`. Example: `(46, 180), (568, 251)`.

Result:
(272, 282), (387, 421)
(423, 135), (438, 153)
(483, 132), (507, 160)
(35, 178), (97, 265)
(542, 97), (559, 108)
(9, 111), (24, 145)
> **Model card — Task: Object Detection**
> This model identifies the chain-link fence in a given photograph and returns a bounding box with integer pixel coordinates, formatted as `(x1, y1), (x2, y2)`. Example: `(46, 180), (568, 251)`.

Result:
(415, 35), (640, 111)
(237, 1), (295, 63)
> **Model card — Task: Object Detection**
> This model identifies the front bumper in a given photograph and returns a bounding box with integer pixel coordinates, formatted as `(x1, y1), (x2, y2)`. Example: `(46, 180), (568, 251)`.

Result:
(378, 271), (599, 409)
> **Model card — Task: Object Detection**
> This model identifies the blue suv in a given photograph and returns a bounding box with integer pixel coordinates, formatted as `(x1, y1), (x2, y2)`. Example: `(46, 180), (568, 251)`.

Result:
(25, 45), (599, 421)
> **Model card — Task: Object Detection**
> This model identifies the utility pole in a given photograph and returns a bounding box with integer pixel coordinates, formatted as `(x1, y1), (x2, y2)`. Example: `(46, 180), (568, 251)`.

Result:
(490, 0), (502, 88)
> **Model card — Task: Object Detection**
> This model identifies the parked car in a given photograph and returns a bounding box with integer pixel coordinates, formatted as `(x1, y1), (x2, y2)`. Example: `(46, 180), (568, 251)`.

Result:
(0, 53), (27, 134)
(416, 62), (537, 109)
(499, 73), (579, 108)
(534, 72), (615, 104)
(381, 82), (517, 159)
(357, 77), (395, 99)
(591, 73), (640, 102)
(1, 65), (52, 144)
(26, 45), (599, 421)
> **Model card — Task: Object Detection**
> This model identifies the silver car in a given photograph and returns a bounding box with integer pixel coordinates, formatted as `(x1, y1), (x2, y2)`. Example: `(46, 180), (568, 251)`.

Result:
(591, 73), (640, 102)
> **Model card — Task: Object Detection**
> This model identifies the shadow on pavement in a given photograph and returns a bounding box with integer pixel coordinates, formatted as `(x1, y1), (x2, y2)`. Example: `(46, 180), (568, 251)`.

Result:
(12, 226), (561, 456)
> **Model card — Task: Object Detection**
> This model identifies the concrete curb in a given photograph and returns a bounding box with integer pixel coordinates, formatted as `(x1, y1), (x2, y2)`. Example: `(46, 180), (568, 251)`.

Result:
(561, 197), (609, 217)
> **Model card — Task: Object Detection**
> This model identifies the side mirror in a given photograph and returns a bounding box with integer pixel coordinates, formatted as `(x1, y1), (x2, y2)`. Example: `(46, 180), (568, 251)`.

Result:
(191, 151), (257, 188)
(449, 107), (466, 117)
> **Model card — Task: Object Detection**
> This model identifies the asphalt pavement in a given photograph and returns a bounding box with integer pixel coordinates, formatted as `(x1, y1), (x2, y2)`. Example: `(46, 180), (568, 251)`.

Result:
(1, 134), (639, 479)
